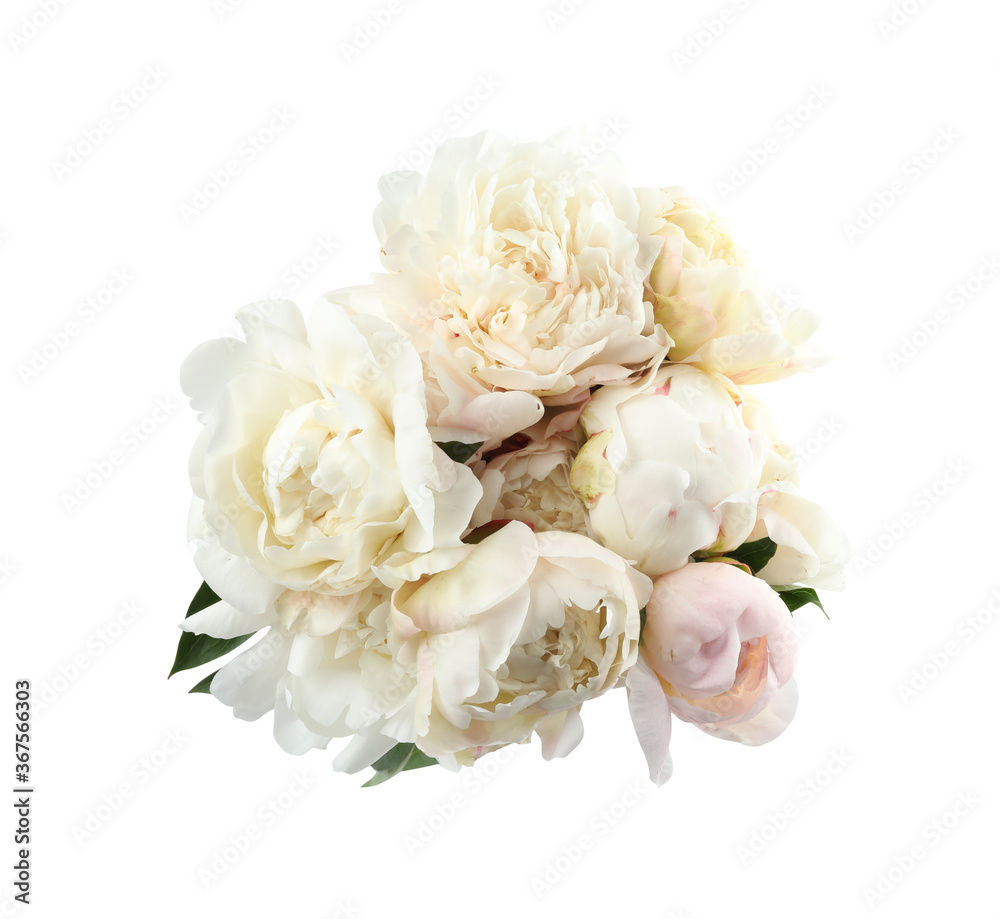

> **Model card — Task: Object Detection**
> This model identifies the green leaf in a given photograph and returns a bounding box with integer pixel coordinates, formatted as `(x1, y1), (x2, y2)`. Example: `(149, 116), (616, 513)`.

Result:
(169, 582), (257, 678)
(188, 669), (219, 694)
(639, 606), (647, 643)
(185, 581), (222, 619)
(726, 537), (778, 574)
(774, 585), (827, 617)
(362, 743), (438, 787)
(435, 441), (483, 464)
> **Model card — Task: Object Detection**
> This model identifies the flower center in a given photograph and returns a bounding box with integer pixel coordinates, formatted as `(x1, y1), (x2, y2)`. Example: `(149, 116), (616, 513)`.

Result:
(497, 605), (605, 697)
(261, 399), (403, 547)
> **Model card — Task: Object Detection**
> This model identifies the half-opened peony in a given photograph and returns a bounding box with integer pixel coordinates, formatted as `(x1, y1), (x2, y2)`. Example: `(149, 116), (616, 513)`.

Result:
(643, 188), (825, 385)
(374, 131), (671, 402)
(627, 561), (798, 785)
(377, 521), (650, 763)
(181, 296), (482, 597)
(571, 363), (764, 577)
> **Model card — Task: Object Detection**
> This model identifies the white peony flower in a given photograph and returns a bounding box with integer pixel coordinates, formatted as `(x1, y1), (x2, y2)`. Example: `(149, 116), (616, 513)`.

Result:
(642, 188), (826, 385)
(376, 521), (650, 763)
(181, 295), (482, 597)
(571, 363), (764, 577)
(373, 131), (671, 405)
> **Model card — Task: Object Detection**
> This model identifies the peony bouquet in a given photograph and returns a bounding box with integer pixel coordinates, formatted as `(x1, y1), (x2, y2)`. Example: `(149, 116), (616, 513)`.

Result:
(170, 130), (848, 786)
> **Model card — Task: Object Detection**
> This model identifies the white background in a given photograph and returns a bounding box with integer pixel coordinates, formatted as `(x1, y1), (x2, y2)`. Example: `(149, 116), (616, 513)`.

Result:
(2, 0), (997, 916)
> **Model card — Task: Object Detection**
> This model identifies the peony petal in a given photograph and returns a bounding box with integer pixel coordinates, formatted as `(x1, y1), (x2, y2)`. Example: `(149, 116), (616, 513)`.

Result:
(331, 731), (397, 774)
(273, 689), (329, 755)
(211, 631), (291, 721)
(626, 656), (674, 786)
(180, 599), (275, 639)
(395, 522), (536, 633)
(535, 706), (585, 760)
(193, 537), (284, 618)
(696, 678), (798, 746)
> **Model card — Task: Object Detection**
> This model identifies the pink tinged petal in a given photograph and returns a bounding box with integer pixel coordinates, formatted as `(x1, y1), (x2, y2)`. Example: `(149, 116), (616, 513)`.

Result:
(696, 678), (798, 746)
(663, 628), (743, 698)
(643, 562), (797, 720)
(644, 563), (787, 673)
(666, 691), (730, 726)
(626, 656), (674, 786)
(731, 576), (796, 646)
(722, 662), (779, 725)
(331, 731), (397, 774)
(535, 706), (585, 761)
(759, 617), (798, 689)
(643, 563), (748, 665)
(677, 637), (771, 723)
(180, 599), (275, 640)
